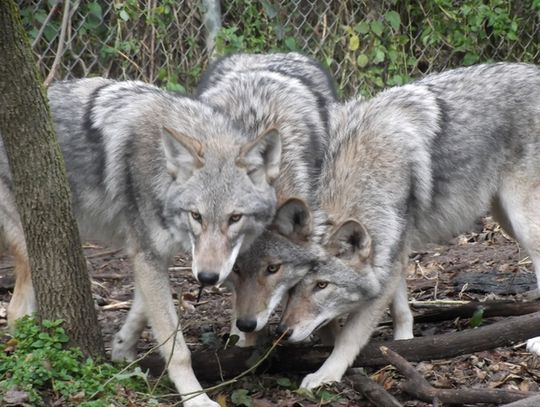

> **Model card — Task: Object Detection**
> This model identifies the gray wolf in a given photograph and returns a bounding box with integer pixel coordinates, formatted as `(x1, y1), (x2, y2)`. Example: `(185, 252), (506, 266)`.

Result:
(196, 52), (338, 342)
(1, 77), (285, 407)
(278, 62), (540, 389)
(195, 52), (336, 287)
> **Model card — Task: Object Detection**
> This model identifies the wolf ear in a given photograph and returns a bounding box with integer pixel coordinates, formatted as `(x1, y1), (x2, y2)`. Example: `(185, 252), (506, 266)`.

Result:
(327, 220), (372, 265)
(162, 127), (205, 182)
(236, 127), (281, 186)
(272, 198), (312, 243)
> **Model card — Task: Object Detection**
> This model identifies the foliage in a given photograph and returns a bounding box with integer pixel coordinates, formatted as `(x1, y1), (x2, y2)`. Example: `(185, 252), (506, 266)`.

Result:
(0, 316), (151, 406)
(18, 0), (539, 97)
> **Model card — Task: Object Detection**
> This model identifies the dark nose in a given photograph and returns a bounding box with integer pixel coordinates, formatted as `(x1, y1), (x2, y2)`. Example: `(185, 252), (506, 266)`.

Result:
(276, 323), (292, 339)
(236, 318), (257, 333)
(197, 271), (219, 286)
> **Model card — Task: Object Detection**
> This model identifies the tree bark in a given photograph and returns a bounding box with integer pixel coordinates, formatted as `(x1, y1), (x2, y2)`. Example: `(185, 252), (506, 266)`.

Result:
(0, 0), (103, 357)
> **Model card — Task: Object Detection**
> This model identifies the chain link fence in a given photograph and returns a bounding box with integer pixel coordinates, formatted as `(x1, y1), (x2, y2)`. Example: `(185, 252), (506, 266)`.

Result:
(19, 0), (540, 96)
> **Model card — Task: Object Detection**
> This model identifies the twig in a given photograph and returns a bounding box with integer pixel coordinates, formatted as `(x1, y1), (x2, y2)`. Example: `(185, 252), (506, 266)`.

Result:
(31, 0), (61, 48)
(380, 346), (535, 405)
(44, 0), (70, 88)
(348, 370), (402, 407)
(86, 249), (123, 259)
(102, 301), (132, 311)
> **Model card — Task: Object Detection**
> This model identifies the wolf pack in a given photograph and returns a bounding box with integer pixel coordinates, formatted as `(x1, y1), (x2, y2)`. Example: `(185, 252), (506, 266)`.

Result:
(1, 52), (539, 406)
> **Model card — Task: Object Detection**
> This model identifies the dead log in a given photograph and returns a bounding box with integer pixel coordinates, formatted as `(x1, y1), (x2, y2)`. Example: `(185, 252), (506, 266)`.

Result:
(410, 300), (540, 324)
(380, 346), (535, 405)
(139, 311), (540, 382)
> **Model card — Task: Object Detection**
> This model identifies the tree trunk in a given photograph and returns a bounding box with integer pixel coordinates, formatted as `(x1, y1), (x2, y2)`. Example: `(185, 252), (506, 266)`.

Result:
(0, 0), (104, 357)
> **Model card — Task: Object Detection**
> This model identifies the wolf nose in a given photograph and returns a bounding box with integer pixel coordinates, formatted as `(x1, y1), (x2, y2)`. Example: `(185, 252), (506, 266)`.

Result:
(236, 318), (257, 332)
(276, 323), (291, 339)
(197, 271), (219, 286)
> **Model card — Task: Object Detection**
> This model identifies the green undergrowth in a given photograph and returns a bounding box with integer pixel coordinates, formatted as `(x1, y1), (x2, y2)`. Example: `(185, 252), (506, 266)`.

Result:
(0, 316), (169, 406)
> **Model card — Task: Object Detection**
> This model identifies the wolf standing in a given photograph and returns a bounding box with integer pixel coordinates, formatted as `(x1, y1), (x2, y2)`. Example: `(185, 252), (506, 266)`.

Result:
(277, 63), (540, 389)
(1, 78), (285, 407)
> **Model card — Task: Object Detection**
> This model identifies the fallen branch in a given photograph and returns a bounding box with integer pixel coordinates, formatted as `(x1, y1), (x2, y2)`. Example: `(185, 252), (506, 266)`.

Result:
(347, 370), (402, 407)
(139, 311), (540, 381)
(402, 300), (540, 325)
(380, 346), (535, 405)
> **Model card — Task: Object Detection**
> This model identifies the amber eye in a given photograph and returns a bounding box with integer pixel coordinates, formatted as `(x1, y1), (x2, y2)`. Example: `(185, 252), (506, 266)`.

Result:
(316, 281), (328, 290)
(191, 211), (202, 222)
(233, 264), (240, 274)
(229, 214), (242, 224)
(266, 264), (281, 274)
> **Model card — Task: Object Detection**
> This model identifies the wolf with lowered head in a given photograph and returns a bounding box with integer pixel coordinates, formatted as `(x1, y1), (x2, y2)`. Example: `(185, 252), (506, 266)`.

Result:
(255, 63), (540, 389)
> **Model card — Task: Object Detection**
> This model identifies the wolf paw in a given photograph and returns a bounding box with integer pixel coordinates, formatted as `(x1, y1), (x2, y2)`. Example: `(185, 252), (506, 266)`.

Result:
(526, 336), (540, 356)
(182, 395), (220, 407)
(300, 371), (341, 390)
(111, 334), (137, 362)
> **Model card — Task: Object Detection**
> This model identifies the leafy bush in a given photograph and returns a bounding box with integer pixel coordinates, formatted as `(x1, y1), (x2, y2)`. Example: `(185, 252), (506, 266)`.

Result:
(0, 317), (150, 406)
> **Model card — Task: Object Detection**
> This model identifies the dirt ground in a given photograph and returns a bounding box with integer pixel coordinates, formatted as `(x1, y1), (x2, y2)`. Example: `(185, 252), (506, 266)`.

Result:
(1, 217), (540, 406)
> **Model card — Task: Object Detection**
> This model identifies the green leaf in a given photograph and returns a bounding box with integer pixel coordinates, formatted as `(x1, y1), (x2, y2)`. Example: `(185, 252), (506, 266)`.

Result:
(354, 21), (370, 34)
(88, 2), (102, 19)
(224, 334), (240, 349)
(276, 377), (293, 388)
(373, 48), (385, 64)
(370, 20), (384, 36)
(470, 308), (484, 328)
(356, 53), (369, 67)
(284, 36), (297, 50)
(385, 10), (401, 31)
(231, 389), (253, 407)
(119, 9), (130, 22)
(348, 34), (360, 51)
(463, 52), (479, 66)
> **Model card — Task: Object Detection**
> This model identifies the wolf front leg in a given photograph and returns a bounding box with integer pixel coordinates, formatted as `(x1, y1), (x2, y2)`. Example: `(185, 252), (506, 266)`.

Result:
(111, 287), (147, 362)
(300, 272), (400, 390)
(132, 251), (219, 407)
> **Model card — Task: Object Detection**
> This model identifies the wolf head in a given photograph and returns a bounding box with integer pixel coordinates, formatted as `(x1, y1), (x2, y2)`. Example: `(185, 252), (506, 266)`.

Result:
(227, 199), (319, 333)
(161, 125), (281, 285)
(279, 219), (382, 343)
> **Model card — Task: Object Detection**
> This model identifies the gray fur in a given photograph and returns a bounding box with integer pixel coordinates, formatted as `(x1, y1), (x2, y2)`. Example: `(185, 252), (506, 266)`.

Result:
(0, 77), (287, 407)
(255, 63), (540, 389)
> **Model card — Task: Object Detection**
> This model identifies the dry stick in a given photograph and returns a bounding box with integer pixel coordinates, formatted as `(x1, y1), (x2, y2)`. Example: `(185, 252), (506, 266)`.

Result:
(380, 346), (535, 405)
(86, 249), (123, 259)
(31, 0), (61, 48)
(347, 370), (402, 407)
(378, 300), (540, 326)
(136, 311), (540, 381)
(43, 0), (70, 88)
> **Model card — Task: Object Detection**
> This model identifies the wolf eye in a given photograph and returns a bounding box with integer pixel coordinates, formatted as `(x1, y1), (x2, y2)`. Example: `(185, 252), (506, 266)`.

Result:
(315, 281), (328, 290)
(229, 214), (242, 224)
(191, 211), (202, 222)
(266, 264), (281, 274)
(233, 264), (240, 274)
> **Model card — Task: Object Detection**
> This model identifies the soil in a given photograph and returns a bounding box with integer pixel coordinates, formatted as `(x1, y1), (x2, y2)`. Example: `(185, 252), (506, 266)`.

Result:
(1, 217), (539, 406)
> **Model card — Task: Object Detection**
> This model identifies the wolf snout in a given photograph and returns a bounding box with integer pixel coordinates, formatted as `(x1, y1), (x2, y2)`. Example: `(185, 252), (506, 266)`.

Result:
(197, 271), (219, 286)
(275, 323), (292, 340)
(236, 318), (257, 332)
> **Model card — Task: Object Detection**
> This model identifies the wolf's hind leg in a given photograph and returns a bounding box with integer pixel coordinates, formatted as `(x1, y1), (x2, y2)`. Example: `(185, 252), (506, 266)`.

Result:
(7, 241), (36, 329)
(495, 176), (540, 354)
(111, 287), (147, 362)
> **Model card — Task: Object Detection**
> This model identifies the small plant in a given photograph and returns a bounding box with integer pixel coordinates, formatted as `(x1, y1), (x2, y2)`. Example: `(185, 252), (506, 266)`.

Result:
(0, 316), (151, 406)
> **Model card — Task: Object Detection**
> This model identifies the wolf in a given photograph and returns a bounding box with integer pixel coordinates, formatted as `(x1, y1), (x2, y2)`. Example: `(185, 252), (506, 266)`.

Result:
(1, 77), (290, 407)
(195, 52), (338, 342)
(196, 51), (337, 218)
(275, 63), (540, 390)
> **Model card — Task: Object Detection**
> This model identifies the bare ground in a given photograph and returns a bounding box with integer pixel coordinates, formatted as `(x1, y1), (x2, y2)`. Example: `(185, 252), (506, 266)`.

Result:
(1, 217), (540, 406)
